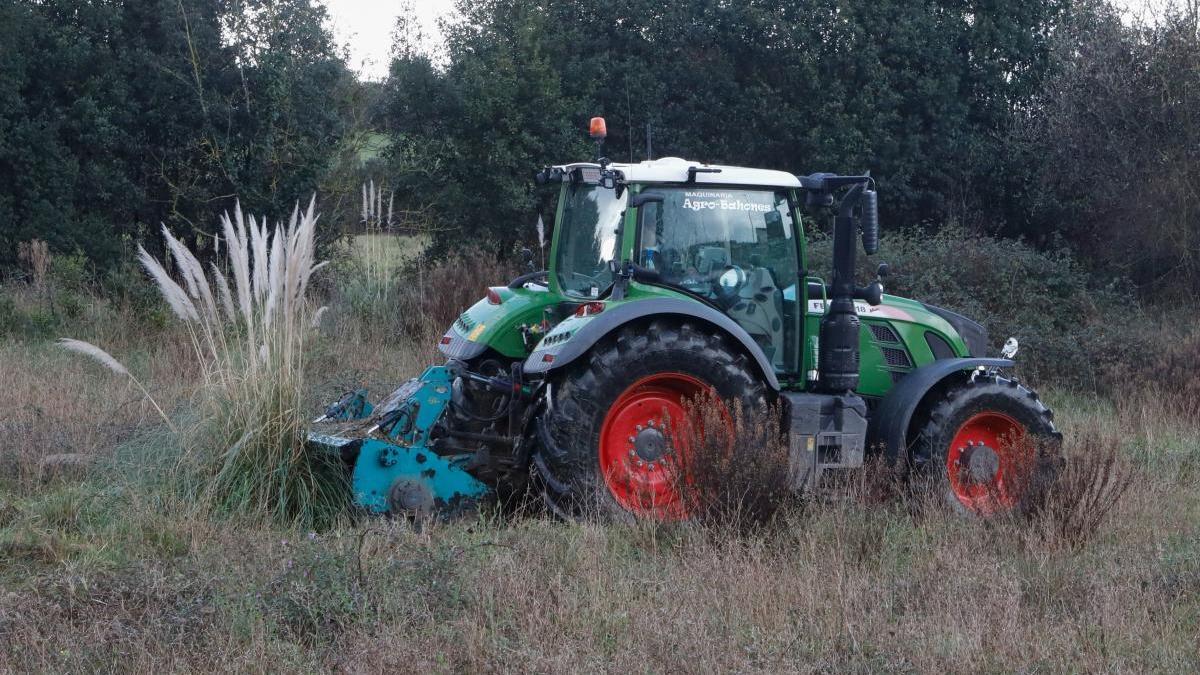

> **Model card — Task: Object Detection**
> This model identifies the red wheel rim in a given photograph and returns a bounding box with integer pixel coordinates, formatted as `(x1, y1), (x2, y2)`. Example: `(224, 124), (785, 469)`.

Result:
(598, 372), (716, 520)
(946, 411), (1032, 515)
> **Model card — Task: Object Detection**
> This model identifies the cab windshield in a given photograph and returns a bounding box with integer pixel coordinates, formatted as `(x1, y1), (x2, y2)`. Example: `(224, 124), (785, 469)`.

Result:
(636, 187), (799, 371)
(554, 184), (627, 298)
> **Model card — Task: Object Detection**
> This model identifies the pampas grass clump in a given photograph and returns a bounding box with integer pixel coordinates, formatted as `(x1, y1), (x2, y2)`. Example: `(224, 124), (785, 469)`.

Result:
(61, 198), (344, 526)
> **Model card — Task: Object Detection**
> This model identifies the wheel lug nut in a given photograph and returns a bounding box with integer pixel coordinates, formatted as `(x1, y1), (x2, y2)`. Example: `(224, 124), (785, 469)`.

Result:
(636, 424), (643, 431)
(629, 450), (636, 458)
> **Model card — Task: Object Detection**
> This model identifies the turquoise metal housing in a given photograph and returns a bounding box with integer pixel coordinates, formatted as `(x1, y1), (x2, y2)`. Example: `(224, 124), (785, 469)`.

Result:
(309, 366), (490, 514)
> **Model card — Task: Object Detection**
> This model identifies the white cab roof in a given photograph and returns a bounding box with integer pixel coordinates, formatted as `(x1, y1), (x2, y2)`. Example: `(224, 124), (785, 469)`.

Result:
(555, 157), (802, 189)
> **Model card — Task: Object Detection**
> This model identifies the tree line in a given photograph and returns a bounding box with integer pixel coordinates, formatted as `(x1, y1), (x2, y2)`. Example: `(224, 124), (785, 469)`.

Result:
(383, 0), (1200, 297)
(0, 0), (354, 268)
(2, 0), (1198, 297)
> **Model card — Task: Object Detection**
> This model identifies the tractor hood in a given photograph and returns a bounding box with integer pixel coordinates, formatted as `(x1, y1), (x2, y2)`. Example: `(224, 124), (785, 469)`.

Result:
(805, 293), (944, 328)
(805, 292), (982, 358)
(920, 303), (989, 357)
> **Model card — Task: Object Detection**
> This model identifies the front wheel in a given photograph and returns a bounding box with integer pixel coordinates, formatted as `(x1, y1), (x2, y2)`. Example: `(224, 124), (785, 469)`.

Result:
(533, 319), (771, 521)
(913, 373), (1062, 516)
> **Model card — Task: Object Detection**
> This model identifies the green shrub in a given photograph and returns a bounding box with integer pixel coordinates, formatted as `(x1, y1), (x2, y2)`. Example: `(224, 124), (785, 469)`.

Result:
(0, 289), (59, 339)
(49, 251), (89, 292)
(101, 259), (169, 329)
(53, 289), (86, 320)
(0, 294), (20, 337)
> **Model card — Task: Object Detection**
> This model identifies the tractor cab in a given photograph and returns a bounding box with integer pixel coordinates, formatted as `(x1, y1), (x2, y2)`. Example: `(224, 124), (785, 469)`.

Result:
(544, 157), (806, 375)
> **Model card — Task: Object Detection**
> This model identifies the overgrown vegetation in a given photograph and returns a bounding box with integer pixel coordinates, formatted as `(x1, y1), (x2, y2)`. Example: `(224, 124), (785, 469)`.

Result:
(675, 393), (792, 527)
(57, 201), (342, 527)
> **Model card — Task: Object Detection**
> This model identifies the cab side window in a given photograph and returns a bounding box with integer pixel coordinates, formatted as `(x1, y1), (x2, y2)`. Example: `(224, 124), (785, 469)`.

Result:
(635, 188), (799, 372)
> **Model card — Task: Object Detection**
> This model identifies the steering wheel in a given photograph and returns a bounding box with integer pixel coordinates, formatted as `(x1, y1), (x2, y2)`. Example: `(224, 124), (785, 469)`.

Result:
(713, 265), (747, 306)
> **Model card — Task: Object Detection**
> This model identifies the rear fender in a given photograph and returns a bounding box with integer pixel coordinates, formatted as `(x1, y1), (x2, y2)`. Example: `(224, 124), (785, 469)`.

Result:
(867, 357), (1014, 462)
(523, 297), (781, 391)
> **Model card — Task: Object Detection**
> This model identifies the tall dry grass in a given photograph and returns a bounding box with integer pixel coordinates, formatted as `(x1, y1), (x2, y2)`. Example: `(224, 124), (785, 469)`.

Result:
(57, 199), (341, 526)
(3, 242), (1196, 671)
(673, 393), (793, 528)
(16, 239), (50, 289)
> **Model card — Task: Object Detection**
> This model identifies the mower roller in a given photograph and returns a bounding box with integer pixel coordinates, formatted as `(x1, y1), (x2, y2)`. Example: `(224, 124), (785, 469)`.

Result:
(309, 117), (1062, 520)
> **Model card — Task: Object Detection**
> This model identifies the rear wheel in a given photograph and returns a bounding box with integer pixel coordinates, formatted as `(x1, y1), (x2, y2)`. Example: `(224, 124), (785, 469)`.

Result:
(913, 373), (1062, 516)
(533, 319), (769, 521)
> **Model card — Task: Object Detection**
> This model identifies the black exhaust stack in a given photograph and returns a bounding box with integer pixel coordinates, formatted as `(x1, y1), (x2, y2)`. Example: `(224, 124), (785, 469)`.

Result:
(801, 174), (880, 394)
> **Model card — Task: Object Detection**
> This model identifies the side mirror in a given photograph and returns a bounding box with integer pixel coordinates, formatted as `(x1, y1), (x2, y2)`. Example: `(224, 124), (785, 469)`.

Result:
(629, 192), (665, 208)
(861, 188), (879, 255)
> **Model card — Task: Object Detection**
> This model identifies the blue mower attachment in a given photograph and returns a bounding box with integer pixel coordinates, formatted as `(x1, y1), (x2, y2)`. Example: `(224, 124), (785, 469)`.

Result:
(307, 366), (492, 515)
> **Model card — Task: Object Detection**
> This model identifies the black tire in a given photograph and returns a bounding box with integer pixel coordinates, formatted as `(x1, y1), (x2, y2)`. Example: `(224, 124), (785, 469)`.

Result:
(912, 373), (1063, 516)
(533, 318), (770, 521)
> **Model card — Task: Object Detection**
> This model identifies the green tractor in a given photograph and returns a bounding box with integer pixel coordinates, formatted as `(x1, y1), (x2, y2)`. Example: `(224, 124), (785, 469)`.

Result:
(311, 118), (1060, 520)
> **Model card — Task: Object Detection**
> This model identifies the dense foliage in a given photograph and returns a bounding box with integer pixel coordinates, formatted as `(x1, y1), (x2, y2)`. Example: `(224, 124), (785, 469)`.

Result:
(0, 0), (354, 271)
(381, 0), (1200, 295)
(2, 0), (1198, 297)
(381, 0), (1066, 250)
(1013, 1), (1200, 297)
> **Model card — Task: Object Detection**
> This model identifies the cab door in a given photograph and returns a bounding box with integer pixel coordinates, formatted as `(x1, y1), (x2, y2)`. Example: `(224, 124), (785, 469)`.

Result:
(632, 186), (803, 379)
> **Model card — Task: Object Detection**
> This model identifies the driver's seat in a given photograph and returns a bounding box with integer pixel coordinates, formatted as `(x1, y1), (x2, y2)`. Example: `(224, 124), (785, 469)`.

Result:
(729, 266), (785, 370)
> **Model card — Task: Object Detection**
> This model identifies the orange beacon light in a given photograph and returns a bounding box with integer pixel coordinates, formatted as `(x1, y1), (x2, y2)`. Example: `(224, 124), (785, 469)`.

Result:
(589, 116), (607, 139)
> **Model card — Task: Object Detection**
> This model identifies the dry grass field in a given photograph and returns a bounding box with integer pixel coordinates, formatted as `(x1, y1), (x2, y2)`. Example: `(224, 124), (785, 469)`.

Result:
(1, 235), (1197, 673)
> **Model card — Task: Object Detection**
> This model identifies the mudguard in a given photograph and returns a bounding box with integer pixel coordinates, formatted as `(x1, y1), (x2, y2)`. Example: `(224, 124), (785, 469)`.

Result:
(867, 357), (1013, 461)
(524, 297), (782, 391)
